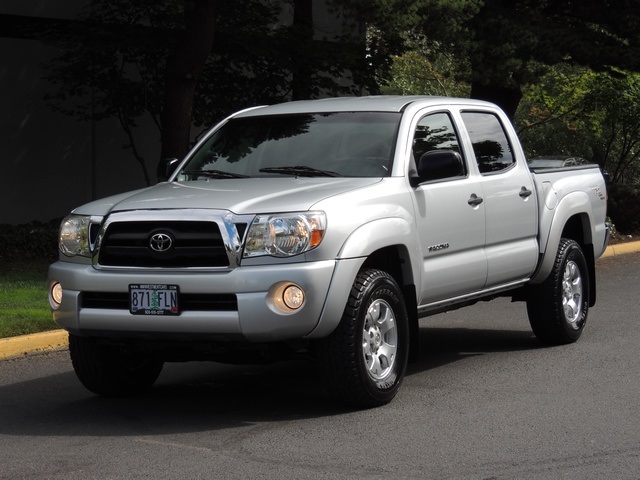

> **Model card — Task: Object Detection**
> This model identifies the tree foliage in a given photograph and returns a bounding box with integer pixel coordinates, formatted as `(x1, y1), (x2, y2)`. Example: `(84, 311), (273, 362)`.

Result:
(379, 34), (470, 97)
(42, 0), (640, 188)
(44, 0), (183, 185)
(517, 66), (640, 184)
(353, 0), (640, 118)
(45, 0), (368, 183)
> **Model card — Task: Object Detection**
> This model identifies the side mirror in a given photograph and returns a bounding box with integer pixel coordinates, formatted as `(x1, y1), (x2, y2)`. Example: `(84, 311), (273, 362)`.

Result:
(410, 150), (464, 187)
(157, 157), (181, 182)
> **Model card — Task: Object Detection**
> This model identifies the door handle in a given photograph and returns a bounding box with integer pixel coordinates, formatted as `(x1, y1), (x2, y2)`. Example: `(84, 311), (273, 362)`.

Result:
(468, 194), (483, 206)
(519, 187), (533, 198)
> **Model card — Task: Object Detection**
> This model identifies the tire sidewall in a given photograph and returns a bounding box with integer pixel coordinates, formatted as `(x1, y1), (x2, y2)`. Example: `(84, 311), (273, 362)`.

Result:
(557, 241), (589, 340)
(69, 334), (163, 396)
(355, 272), (409, 399)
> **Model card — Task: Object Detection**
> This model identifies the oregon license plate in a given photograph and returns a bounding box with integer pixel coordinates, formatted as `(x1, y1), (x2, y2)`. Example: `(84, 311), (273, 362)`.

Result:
(129, 284), (179, 315)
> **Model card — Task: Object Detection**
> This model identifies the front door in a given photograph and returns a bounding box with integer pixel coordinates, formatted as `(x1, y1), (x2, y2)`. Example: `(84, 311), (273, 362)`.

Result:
(409, 111), (487, 305)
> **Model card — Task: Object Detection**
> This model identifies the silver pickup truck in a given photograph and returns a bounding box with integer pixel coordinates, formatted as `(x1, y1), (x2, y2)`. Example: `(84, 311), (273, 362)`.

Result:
(49, 96), (609, 407)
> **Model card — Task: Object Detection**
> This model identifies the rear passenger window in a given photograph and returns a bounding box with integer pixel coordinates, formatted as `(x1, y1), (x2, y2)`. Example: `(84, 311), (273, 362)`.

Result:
(461, 112), (515, 174)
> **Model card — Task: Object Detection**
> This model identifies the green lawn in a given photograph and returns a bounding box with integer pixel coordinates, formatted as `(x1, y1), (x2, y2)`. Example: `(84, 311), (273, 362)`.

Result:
(0, 260), (57, 338)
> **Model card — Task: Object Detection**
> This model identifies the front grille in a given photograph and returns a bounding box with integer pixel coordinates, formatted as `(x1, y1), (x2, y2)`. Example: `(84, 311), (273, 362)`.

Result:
(98, 221), (229, 268)
(81, 292), (238, 312)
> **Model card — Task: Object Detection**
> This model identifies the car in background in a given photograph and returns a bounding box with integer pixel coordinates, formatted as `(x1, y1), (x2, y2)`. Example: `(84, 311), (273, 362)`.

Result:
(528, 156), (592, 168)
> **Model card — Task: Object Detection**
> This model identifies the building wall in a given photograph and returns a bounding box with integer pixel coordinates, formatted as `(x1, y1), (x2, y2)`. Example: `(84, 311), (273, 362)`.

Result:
(0, 0), (357, 224)
(1, 1), (161, 224)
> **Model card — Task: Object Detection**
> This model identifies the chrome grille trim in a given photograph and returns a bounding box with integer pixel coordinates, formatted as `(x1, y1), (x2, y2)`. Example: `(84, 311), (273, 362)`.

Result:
(91, 209), (253, 270)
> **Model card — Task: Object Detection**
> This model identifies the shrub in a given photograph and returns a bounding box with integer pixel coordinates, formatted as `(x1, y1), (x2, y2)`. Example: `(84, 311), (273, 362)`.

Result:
(607, 185), (640, 235)
(0, 219), (60, 262)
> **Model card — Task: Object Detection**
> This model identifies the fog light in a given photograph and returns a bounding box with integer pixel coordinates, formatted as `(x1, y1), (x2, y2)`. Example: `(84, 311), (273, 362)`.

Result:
(267, 282), (307, 314)
(50, 282), (63, 309)
(283, 285), (304, 310)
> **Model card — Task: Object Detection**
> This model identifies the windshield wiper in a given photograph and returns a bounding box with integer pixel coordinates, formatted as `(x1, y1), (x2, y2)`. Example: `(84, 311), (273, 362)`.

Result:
(183, 169), (249, 179)
(259, 166), (341, 177)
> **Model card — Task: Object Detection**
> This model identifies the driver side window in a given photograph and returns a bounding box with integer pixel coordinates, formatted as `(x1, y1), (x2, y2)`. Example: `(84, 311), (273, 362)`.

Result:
(412, 112), (466, 179)
(413, 113), (462, 161)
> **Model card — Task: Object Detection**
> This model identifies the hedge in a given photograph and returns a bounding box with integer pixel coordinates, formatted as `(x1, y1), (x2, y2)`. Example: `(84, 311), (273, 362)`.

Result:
(0, 219), (60, 262)
(607, 185), (640, 235)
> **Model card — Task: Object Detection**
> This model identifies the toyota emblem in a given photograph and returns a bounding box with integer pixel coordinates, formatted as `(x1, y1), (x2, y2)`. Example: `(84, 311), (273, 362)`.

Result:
(149, 232), (173, 253)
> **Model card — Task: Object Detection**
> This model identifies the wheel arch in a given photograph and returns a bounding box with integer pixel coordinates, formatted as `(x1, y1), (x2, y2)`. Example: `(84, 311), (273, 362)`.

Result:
(308, 218), (420, 361)
(361, 246), (420, 363)
(532, 192), (594, 279)
(531, 194), (597, 306)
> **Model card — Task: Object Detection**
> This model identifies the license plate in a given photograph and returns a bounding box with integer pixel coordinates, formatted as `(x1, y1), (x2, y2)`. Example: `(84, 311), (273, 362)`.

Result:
(129, 284), (179, 315)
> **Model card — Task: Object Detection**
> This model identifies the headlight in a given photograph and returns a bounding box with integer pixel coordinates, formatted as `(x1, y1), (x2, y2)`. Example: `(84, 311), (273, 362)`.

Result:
(244, 212), (326, 258)
(59, 215), (91, 257)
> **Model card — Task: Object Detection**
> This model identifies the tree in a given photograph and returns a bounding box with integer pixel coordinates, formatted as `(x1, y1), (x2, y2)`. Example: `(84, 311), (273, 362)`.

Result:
(379, 34), (470, 97)
(160, 0), (216, 163)
(578, 72), (640, 184)
(44, 0), (185, 186)
(464, 0), (640, 119)
(44, 0), (368, 184)
(517, 66), (640, 184)
(348, 0), (640, 119)
(516, 64), (594, 157)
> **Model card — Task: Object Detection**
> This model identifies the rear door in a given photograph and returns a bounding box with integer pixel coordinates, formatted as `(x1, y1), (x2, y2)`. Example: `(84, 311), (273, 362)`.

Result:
(460, 110), (538, 286)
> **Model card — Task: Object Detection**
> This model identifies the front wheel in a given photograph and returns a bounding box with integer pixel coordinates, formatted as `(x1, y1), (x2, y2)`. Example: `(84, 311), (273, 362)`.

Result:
(69, 334), (164, 396)
(316, 269), (409, 408)
(527, 238), (590, 345)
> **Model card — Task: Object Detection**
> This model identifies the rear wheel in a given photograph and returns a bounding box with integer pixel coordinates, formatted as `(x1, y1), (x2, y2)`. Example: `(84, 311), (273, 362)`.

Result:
(527, 238), (589, 345)
(316, 269), (409, 407)
(69, 334), (164, 396)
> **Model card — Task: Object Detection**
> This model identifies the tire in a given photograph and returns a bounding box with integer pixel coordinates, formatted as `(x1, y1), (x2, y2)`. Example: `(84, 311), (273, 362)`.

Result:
(316, 269), (409, 408)
(527, 238), (590, 345)
(69, 334), (164, 396)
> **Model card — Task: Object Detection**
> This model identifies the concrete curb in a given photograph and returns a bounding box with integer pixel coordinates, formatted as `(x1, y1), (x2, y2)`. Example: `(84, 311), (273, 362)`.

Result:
(1, 240), (639, 361)
(0, 329), (68, 360)
(599, 240), (640, 258)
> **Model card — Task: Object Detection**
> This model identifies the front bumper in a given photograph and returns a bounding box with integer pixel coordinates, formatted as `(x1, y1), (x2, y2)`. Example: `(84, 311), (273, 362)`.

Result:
(49, 259), (337, 342)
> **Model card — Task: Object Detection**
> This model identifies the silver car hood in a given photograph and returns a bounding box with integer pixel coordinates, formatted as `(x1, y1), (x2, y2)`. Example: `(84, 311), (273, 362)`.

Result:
(73, 177), (381, 216)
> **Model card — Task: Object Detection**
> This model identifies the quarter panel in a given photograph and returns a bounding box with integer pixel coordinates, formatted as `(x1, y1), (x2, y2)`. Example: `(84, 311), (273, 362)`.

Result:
(531, 191), (595, 284)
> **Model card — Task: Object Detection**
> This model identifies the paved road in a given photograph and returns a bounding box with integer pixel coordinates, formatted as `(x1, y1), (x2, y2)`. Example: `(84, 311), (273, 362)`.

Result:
(1, 252), (639, 479)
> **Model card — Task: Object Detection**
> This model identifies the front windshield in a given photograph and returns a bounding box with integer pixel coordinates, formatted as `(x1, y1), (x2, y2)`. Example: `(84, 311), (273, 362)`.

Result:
(177, 112), (401, 180)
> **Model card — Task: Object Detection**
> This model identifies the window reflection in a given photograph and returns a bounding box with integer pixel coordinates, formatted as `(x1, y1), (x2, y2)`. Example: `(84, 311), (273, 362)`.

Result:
(180, 112), (401, 178)
(461, 112), (514, 174)
(412, 112), (461, 162)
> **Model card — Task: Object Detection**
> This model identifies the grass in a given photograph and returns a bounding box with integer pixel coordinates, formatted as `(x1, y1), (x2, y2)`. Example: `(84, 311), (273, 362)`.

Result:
(0, 259), (57, 339)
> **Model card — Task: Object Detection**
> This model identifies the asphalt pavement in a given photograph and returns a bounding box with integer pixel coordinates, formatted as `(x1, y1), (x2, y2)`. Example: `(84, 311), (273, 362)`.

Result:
(2, 248), (640, 479)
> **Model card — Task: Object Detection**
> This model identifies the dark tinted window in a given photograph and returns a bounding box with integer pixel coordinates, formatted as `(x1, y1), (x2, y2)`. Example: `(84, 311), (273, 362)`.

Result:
(179, 112), (401, 178)
(461, 112), (515, 174)
(412, 112), (462, 163)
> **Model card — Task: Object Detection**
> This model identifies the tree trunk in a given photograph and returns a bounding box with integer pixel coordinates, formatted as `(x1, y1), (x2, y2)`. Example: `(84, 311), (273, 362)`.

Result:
(159, 0), (216, 176)
(292, 0), (313, 100)
(470, 81), (523, 122)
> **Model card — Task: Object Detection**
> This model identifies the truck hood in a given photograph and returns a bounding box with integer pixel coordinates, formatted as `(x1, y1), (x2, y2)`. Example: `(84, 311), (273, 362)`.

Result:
(73, 177), (382, 216)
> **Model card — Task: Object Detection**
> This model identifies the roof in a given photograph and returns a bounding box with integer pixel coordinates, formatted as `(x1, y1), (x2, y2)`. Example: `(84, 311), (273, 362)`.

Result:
(233, 95), (496, 117)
